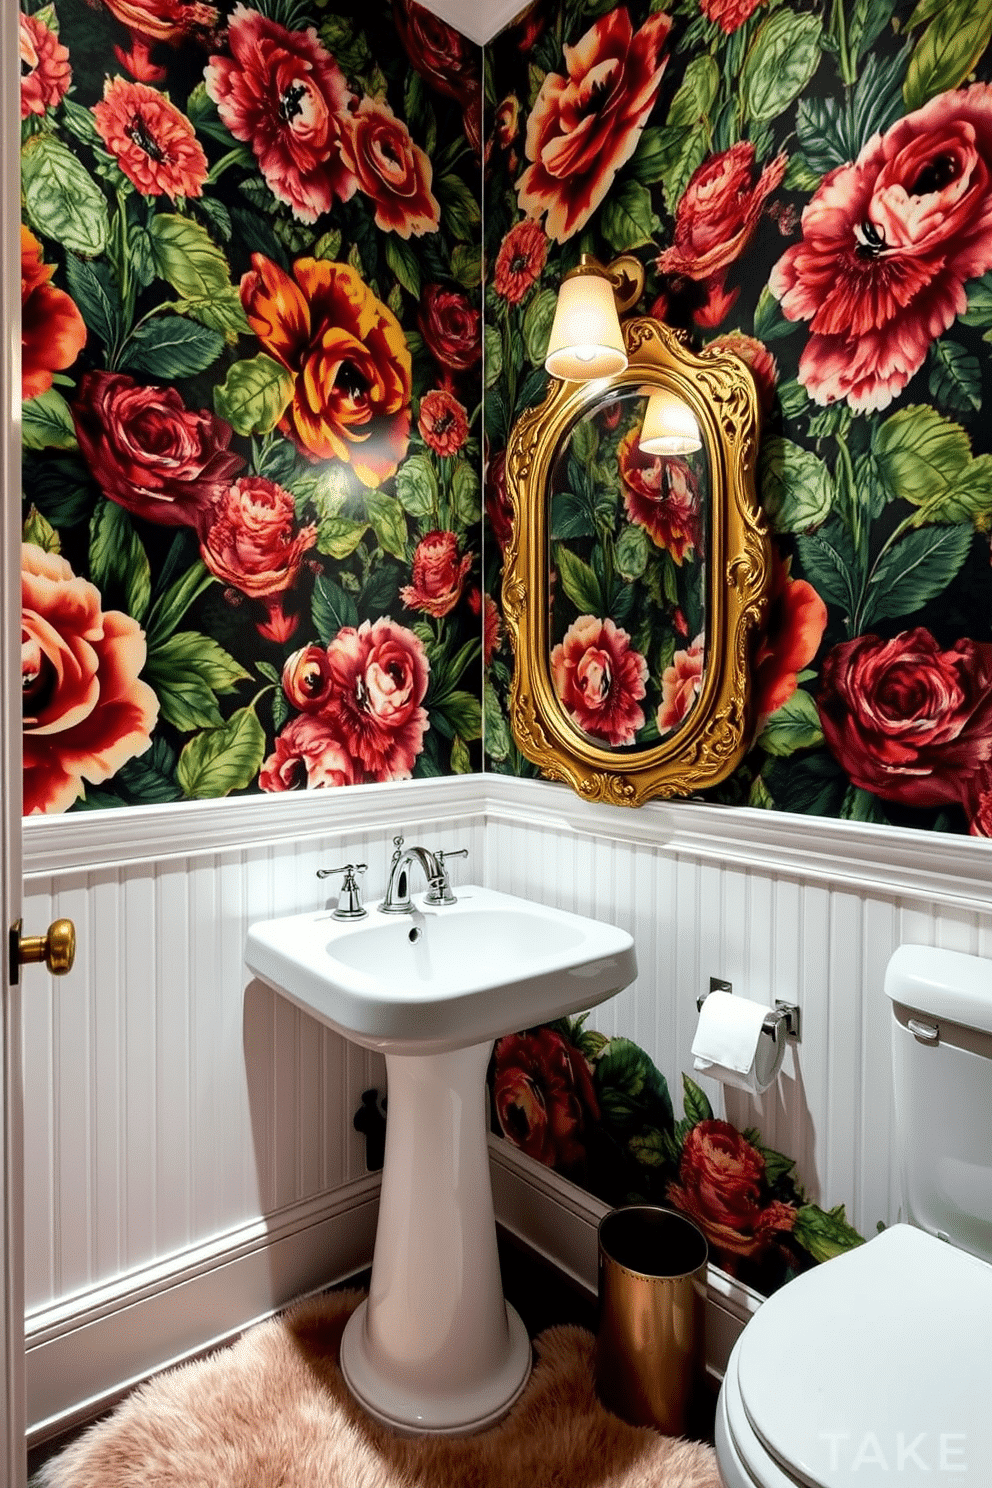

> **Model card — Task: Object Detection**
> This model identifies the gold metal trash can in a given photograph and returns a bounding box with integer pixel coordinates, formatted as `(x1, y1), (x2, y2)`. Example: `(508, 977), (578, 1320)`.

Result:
(595, 1205), (708, 1435)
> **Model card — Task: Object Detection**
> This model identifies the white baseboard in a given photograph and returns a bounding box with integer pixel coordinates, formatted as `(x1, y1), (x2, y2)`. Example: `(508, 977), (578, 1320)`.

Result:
(488, 1136), (762, 1385)
(25, 1174), (382, 1446)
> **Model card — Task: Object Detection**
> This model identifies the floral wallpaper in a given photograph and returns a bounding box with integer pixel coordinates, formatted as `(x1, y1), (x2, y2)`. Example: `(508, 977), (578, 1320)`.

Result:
(20, 0), (483, 813)
(489, 1018), (865, 1295)
(484, 0), (992, 839)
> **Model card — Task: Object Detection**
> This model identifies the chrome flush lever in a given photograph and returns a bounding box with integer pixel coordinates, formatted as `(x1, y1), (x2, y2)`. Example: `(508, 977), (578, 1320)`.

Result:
(316, 863), (368, 920)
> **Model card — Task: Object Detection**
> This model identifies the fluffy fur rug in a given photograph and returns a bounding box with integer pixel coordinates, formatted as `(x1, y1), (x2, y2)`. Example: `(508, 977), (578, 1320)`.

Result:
(36, 1289), (721, 1488)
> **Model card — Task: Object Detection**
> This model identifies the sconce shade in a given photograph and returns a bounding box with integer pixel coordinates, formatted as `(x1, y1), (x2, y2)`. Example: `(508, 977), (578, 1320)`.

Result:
(639, 389), (702, 456)
(545, 273), (628, 381)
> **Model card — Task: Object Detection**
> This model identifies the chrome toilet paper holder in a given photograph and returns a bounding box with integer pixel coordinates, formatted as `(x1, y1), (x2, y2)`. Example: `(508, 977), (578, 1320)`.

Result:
(698, 978), (802, 1045)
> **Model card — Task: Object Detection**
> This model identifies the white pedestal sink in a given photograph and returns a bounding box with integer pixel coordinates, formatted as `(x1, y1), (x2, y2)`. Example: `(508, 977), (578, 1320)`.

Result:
(246, 885), (637, 1434)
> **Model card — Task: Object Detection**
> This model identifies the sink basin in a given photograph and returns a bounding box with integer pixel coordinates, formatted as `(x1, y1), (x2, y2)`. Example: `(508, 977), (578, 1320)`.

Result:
(245, 885), (637, 1054)
(245, 882), (636, 1435)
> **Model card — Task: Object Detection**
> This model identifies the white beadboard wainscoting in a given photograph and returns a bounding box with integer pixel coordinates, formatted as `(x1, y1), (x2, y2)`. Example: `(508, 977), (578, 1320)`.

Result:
(20, 774), (992, 1440)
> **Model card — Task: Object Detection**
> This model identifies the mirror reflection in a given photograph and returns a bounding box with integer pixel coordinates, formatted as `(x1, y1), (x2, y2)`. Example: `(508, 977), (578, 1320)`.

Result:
(547, 388), (710, 755)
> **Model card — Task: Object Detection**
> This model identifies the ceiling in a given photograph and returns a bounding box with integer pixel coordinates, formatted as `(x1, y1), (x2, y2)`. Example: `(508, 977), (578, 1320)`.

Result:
(416, 0), (526, 46)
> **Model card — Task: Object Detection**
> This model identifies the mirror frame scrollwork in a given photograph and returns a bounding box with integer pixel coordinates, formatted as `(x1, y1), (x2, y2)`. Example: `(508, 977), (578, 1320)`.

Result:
(501, 317), (771, 807)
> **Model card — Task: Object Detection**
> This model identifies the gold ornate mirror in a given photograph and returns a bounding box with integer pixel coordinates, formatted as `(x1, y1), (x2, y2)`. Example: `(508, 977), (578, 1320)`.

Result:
(502, 318), (770, 806)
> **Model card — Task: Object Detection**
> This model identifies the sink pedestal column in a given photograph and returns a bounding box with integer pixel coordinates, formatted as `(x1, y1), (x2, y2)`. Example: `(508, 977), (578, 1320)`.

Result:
(339, 1040), (532, 1434)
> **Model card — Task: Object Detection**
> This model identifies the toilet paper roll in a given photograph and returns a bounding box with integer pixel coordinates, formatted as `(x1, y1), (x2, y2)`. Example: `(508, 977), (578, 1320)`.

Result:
(690, 989), (785, 1095)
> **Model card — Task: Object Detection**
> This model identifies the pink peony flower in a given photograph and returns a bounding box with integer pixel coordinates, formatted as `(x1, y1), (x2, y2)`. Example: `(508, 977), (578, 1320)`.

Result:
(618, 429), (701, 564)
(93, 77), (208, 201)
(417, 389), (469, 457)
(770, 84), (992, 412)
(20, 12), (72, 119)
(551, 615), (647, 746)
(339, 96), (439, 239)
(400, 530), (473, 617)
(21, 227), (86, 402)
(322, 618), (430, 781)
(657, 633), (704, 735)
(205, 4), (356, 224)
(493, 220), (549, 304)
(259, 713), (356, 792)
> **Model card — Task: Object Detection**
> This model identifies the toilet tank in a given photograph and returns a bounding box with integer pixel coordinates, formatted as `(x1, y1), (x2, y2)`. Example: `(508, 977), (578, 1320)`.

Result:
(884, 945), (992, 1263)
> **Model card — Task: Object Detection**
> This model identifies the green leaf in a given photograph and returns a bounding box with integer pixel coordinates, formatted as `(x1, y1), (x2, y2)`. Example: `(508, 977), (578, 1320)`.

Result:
(451, 461), (481, 526)
(145, 630), (248, 731)
(175, 289), (251, 337)
(149, 631), (249, 692)
(213, 355), (294, 437)
(385, 235), (421, 299)
(960, 271), (992, 328)
(312, 573), (358, 644)
(431, 690), (482, 741)
(434, 172), (479, 242)
(144, 560), (213, 650)
(667, 54), (720, 130)
(570, 418), (599, 467)
(88, 502), (151, 622)
(22, 388), (78, 451)
(450, 243), (481, 290)
(615, 522), (651, 580)
(927, 339), (982, 413)
(757, 688), (824, 757)
(316, 516), (368, 560)
(841, 785), (890, 824)
(450, 736), (472, 774)
(741, 11), (822, 123)
(396, 452), (439, 518)
(794, 523), (857, 614)
(64, 255), (120, 353)
(600, 179), (654, 253)
(753, 284), (795, 343)
(120, 317), (225, 379)
(626, 126), (671, 185)
(596, 1039), (674, 1134)
(484, 322), (503, 391)
(776, 379), (810, 421)
(861, 524), (972, 626)
(681, 1073), (713, 1126)
(627, 1127), (671, 1169)
(554, 544), (604, 615)
(176, 707), (266, 799)
(313, 228), (342, 261)
(523, 287), (559, 365)
(903, 0), (992, 110)
(147, 213), (233, 302)
(364, 490), (408, 560)
(760, 437), (835, 533)
(793, 1203), (864, 1263)
(871, 405), (986, 524)
(849, 0), (897, 57)
(21, 133), (110, 257)
(484, 680), (512, 762)
(22, 504), (60, 554)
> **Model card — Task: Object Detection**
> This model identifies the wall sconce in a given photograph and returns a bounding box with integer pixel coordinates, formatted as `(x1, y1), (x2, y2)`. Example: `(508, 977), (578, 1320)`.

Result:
(638, 388), (702, 456)
(544, 253), (645, 381)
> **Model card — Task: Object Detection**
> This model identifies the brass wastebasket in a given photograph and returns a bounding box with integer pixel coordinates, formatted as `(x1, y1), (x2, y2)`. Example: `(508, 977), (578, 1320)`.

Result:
(595, 1205), (708, 1434)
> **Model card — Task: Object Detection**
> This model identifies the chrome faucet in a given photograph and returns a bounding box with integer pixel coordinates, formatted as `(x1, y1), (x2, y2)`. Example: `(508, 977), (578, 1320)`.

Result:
(380, 837), (444, 915)
(380, 837), (468, 914)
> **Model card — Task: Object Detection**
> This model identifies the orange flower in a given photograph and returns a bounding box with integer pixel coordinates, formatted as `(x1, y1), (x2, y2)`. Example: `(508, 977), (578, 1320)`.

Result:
(21, 227), (86, 402)
(754, 556), (827, 724)
(417, 389), (469, 456)
(240, 255), (412, 485)
(339, 97), (440, 239)
(657, 633), (704, 735)
(100, 0), (219, 83)
(493, 219), (548, 304)
(93, 77), (208, 200)
(20, 12), (72, 120)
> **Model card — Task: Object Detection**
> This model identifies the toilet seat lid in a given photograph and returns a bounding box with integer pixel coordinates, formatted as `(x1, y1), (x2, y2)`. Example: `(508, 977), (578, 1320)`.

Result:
(735, 1225), (992, 1487)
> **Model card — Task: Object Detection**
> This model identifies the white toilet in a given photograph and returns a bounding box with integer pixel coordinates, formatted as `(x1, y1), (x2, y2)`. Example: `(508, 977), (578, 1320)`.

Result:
(715, 944), (992, 1486)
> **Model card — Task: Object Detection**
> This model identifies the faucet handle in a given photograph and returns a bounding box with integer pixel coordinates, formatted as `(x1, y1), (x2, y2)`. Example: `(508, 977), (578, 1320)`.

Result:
(424, 848), (467, 906)
(316, 863), (368, 921)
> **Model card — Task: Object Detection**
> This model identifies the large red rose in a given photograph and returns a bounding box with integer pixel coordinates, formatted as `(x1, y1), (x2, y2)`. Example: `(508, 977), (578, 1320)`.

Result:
(21, 227), (86, 403)
(101, 0), (219, 83)
(22, 544), (159, 816)
(20, 12), (72, 120)
(205, 4), (356, 224)
(551, 614), (647, 747)
(817, 628), (992, 808)
(321, 618), (430, 781)
(753, 556), (827, 724)
(618, 429), (701, 563)
(400, 530), (472, 617)
(198, 476), (317, 641)
(517, 9), (672, 243)
(770, 84), (992, 413)
(339, 96), (439, 239)
(392, 0), (482, 155)
(659, 143), (786, 327)
(667, 1120), (797, 1261)
(418, 285), (481, 372)
(259, 713), (356, 792)
(72, 372), (244, 527)
(241, 255), (411, 485)
(93, 77), (208, 201)
(493, 1028), (600, 1174)
(658, 633), (704, 735)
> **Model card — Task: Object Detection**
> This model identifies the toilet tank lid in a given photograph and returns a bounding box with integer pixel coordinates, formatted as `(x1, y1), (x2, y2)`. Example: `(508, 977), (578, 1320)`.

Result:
(885, 944), (992, 1034)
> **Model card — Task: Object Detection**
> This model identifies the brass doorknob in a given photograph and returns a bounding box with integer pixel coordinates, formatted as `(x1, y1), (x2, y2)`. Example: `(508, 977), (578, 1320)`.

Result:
(15, 918), (76, 976)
